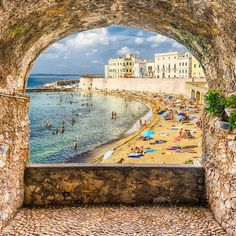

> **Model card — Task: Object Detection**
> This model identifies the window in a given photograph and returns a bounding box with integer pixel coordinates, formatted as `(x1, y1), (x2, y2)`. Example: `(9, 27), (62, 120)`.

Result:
(179, 70), (181, 73)
(199, 65), (201, 68)
(163, 65), (165, 69)
(126, 62), (128, 65)
(163, 57), (164, 60)
(194, 64), (196, 68)
(185, 69), (187, 73)
(126, 69), (129, 72)
(185, 62), (187, 66)
(179, 62), (181, 66)
(182, 62), (184, 66)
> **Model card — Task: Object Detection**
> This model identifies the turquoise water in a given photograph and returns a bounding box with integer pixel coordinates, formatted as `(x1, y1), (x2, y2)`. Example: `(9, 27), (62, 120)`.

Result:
(29, 92), (149, 163)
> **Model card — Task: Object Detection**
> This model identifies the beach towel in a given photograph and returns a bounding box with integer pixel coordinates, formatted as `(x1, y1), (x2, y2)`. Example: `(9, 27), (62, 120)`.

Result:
(128, 153), (143, 158)
(171, 127), (179, 130)
(144, 149), (157, 154)
(103, 150), (114, 160)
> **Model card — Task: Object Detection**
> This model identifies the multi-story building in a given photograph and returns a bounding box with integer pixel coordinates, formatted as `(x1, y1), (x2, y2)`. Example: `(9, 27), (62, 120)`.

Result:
(154, 51), (193, 79)
(133, 58), (147, 78)
(177, 52), (192, 78)
(191, 56), (205, 79)
(105, 51), (205, 80)
(146, 61), (155, 78)
(106, 54), (134, 78)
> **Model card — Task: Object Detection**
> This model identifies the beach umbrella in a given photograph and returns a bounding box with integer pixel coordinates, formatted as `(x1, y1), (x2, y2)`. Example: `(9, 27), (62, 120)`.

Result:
(142, 130), (155, 137)
(189, 116), (197, 121)
(158, 110), (166, 115)
(177, 114), (185, 120)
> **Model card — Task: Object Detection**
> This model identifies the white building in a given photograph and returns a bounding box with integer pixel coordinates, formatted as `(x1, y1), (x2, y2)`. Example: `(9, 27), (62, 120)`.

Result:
(146, 61), (155, 78)
(154, 51), (191, 79)
(134, 60), (147, 78)
(177, 52), (192, 78)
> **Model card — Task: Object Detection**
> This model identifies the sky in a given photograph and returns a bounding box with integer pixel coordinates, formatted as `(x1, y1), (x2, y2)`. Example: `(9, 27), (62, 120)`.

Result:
(31, 25), (187, 75)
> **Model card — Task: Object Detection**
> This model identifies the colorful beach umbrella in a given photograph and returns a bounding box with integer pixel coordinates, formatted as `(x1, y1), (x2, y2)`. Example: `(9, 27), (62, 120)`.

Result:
(142, 130), (155, 137)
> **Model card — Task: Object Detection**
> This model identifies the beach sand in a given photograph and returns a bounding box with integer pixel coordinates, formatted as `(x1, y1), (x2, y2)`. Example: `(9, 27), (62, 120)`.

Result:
(92, 91), (203, 165)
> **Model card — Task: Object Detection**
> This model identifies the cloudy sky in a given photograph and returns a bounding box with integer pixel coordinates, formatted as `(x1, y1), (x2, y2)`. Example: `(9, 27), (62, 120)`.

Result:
(31, 25), (187, 74)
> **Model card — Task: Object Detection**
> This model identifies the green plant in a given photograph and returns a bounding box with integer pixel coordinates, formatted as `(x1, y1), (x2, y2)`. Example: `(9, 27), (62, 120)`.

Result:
(185, 160), (194, 164)
(226, 94), (236, 108)
(228, 110), (236, 129)
(204, 90), (226, 117)
(9, 25), (24, 36)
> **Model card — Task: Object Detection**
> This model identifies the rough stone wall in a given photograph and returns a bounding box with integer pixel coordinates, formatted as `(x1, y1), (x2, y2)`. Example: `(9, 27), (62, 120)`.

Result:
(24, 164), (205, 206)
(0, 94), (29, 228)
(202, 117), (236, 236)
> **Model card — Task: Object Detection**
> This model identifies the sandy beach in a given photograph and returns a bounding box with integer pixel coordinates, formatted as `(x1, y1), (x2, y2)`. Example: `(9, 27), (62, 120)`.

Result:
(92, 90), (203, 165)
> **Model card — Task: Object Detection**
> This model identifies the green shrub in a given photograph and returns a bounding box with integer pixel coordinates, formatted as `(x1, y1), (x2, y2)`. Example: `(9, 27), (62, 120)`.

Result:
(226, 94), (236, 108)
(204, 90), (226, 117)
(228, 111), (236, 129)
(185, 160), (194, 164)
(9, 25), (24, 36)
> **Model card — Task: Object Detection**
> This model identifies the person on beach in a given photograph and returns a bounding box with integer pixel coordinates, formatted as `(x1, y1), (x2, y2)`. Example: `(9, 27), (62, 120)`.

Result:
(139, 119), (143, 127)
(60, 126), (65, 133)
(73, 141), (78, 151)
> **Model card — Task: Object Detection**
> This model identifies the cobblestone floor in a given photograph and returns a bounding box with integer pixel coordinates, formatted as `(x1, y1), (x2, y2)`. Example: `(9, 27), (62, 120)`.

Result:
(1, 205), (227, 236)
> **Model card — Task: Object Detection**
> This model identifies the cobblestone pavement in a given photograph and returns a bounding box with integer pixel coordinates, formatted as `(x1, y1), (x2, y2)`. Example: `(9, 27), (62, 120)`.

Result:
(1, 205), (228, 236)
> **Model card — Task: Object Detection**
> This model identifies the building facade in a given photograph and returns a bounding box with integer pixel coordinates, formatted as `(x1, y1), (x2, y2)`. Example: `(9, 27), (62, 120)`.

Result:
(191, 56), (205, 79)
(146, 61), (155, 78)
(105, 51), (205, 79)
(133, 58), (147, 78)
(106, 54), (134, 78)
(154, 51), (192, 79)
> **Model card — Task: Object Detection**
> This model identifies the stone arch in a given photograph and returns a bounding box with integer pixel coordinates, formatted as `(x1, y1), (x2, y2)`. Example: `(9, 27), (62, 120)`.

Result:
(0, 1), (235, 235)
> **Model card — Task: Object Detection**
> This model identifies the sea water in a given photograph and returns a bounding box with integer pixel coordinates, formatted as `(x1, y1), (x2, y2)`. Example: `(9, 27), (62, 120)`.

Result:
(29, 92), (149, 163)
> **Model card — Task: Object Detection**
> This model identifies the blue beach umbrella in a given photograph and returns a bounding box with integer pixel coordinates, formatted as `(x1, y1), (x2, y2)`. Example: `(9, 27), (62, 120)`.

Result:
(189, 116), (197, 121)
(142, 130), (155, 137)
(177, 114), (185, 120)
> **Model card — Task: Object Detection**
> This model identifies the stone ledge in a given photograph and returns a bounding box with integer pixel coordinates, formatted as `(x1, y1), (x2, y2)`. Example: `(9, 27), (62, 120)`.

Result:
(24, 165), (206, 206)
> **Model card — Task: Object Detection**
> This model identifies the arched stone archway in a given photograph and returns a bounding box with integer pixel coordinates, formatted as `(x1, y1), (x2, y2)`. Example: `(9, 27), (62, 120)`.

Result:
(0, 1), (235, 234)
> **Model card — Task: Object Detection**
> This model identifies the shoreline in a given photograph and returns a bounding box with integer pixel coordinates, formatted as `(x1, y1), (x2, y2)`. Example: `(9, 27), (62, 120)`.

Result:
(28, 87), (203, 165)
(71, 91), (155, 164)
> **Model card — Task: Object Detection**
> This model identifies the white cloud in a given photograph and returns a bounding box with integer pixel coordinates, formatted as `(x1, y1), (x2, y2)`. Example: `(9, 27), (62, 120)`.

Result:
(85, 49), (98, 56)
(117, 46), (140, 56)
(146, 34), (169, 47)
(44, 53), (59, 59)
(134, 37), (144, 44)
(91, 60), (103, 64)
(51, 42), (66, 52)
(137, 31), (144, 36)
(66, 28), (110, 49)
(172, 41), (185, 49)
